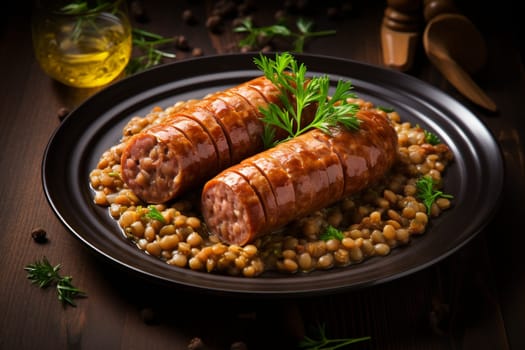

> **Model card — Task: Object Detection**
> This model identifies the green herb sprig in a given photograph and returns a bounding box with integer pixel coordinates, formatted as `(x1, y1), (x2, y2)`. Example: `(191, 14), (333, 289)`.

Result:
(24, 257), (86, 307)
(234, 17), (335, 53)
(144, 205), (166, 223)
(254, 52), (360, 148)
(126, 28), (176, 75)
(423, 129), (441, 145)
(299, 323), (371, 350)
(416, 175), (453, 215)
(319, 225), (344, 241)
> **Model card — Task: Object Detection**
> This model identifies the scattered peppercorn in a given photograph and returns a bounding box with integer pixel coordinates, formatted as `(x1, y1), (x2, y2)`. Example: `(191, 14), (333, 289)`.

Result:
(31, 227), (48, 244)
(175, 35), (190, 51)
(206, 15), (223, 33)
(57, 107), (70, 121)
(191, 47), (204, 57)
(182, 9), (197, 25)
(187, 337), (208, 350)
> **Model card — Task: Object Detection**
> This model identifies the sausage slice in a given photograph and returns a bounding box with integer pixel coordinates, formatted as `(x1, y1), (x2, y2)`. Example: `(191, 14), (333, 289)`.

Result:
(201, 110), (398, 245)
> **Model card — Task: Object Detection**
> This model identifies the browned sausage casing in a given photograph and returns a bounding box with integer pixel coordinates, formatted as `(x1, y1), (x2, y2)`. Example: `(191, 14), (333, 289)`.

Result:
(120, 76), (283, 204)
(201, 110), (399, 246)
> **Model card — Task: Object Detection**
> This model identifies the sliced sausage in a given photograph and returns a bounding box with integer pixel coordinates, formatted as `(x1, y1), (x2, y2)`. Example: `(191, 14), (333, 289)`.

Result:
(122, 125), (201, 203)
(121, 76), (282, 203)
(173, 106), (231, 170)
(200, 171), (266, 245)
(201, 110), (398, 245)
(231, 163), (279, 229)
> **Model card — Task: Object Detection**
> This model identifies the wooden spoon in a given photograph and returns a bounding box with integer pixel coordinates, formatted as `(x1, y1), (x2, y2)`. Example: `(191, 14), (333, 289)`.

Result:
(423, 13), (497, 112)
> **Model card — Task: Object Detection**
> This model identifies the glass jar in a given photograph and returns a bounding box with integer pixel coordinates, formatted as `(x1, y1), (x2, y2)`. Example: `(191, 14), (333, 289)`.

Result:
(32, 0), (132, 88)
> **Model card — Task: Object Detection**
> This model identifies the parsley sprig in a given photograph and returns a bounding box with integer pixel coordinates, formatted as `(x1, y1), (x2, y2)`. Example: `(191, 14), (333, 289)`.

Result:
(416, 175), (453, 215)
(299, 323), (371, 350)
(319, 225), (344, 241)
(254, 52), (360, 148)
(234, 17), (336, 53)
(423, 129), (441, 145)
(24, 257), (86, 307)
(144, 205), (166, 223)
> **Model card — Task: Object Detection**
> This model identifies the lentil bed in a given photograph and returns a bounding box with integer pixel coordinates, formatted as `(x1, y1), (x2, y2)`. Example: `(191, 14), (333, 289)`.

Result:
(89, 97), (454, 277)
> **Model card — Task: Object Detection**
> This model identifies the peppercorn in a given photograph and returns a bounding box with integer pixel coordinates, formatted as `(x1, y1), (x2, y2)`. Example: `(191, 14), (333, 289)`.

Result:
(182, 9), (197, 25)
(188, 337), (208, 350)
(206, 15), (223, 33)
(31, 228), (48, 244)
(175, 35), (190, 51)
(191, 47), (204, 57)
(57, 107), (70, 121)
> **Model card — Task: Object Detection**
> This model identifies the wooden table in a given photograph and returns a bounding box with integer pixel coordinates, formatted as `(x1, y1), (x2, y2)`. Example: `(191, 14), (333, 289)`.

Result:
(1, 1), (524, 349)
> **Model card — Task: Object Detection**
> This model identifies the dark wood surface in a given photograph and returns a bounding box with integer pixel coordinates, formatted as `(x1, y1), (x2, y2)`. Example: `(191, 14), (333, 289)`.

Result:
(1, 1), (524, 349)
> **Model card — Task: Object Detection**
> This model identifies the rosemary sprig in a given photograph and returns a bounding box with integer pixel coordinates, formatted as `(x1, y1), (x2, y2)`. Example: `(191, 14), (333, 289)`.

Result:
(126, 28), (176, 75)
(299, 323), (371, 350)
(234, 17), (335, 53)
(24, 257), (86, 307)
(254, 52), (360, 148)
(416, 175), (453, 215)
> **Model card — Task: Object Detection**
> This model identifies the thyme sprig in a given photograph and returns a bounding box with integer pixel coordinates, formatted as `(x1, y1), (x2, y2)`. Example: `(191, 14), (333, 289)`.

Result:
(234, 17), (335, 53)
(254, 52), (360, 148)
(24, 257), (86, 307)
(416, 175), (454, 215)
(299, 323), (371, 350)
(126, 28), (176, 75)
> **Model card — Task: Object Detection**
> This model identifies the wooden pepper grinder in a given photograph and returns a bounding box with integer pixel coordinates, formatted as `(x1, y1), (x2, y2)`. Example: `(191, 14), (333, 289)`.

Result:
(380, 0), (422, 71)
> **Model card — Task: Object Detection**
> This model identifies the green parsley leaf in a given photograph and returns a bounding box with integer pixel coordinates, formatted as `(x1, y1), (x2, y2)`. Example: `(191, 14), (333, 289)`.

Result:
(319, 225), (345, 241)
(423, 129), (441, 145)
(144, 205), (166, 223)
(254, 52), (360, 148)
(415, 176), (453, 215)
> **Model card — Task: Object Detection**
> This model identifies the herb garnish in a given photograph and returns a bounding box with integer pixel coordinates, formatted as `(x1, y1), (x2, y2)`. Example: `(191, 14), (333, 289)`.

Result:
(299, 323), (371, 349)
(234, 17), (336, 53)
(144, 205), (166, 223)
(423, 129), (441, 145)
(254, 52), (360, 148)
(24, 257), (86, 307)
(126, 28), (176, 75)
(416, 175), (453, 215)
(319, 225), (344, 241)
(377, 105), (395, 113)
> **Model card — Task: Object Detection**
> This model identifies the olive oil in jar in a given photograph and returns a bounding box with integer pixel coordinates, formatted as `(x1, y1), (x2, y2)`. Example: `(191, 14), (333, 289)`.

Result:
(32, 7), (132, 88)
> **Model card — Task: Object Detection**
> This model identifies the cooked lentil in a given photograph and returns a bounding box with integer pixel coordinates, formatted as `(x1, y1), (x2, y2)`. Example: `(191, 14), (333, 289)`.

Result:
(89, 97), (454, 277)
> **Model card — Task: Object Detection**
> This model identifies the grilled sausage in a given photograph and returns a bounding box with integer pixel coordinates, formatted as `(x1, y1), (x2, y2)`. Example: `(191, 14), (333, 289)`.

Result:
(201, 110), (398, 245)
(120, 76), (283, 203)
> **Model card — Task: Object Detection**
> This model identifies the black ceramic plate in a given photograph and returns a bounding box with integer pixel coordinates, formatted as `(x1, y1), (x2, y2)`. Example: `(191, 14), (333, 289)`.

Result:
(42, 53), (503, 296)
